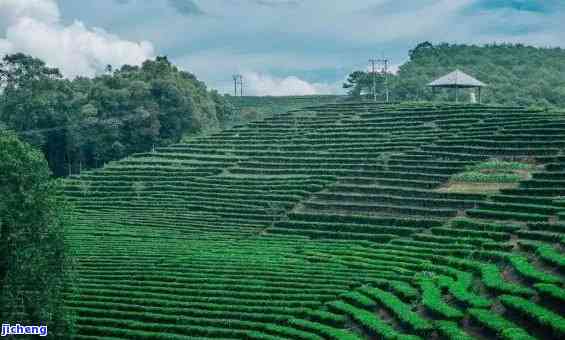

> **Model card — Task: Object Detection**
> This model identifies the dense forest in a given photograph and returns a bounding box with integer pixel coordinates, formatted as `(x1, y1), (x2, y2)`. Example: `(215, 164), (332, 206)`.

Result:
(344, 42), (565, 108)
(0, 54), (235, 177)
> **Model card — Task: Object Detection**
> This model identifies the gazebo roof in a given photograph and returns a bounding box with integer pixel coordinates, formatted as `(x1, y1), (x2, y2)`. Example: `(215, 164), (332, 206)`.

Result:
(428, 69), (486, 88)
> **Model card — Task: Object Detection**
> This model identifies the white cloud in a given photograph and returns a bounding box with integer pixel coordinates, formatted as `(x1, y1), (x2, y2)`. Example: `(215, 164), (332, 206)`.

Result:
(0, 0), (154, 78)
(241, 71), (342, 96)
(0, 0), (59, 30)
(50, 0), (565, 94)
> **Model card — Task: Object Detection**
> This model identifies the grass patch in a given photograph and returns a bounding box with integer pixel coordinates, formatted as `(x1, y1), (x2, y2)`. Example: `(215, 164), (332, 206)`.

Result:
(439, 160), (534, 194)
(451, 171), (522, 183)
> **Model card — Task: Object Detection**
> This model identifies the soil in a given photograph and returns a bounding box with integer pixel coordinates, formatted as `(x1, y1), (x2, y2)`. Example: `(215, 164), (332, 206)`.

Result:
(461, 314), (492, 340)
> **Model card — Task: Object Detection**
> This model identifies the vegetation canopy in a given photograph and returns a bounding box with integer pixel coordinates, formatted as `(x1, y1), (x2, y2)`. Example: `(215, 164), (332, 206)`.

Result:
(0, 54), (236, 177)
(344, 42), (565, 108)
(0, 130), (71, 339)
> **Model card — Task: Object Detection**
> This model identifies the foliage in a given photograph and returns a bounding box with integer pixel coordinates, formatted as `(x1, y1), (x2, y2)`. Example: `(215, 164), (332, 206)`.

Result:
(479, 264), (534, 296)
(0, 54), (235, 176)
(500, 295), (565, 337)
(468, 308), (535, 340)
(328, 300), (418, 339)
(301, 308), (346, 326)
(418, 279), (464, 319)
(342, 70), (387, 99)
(534, 284), (565, 303)
(345, 42), (565, 107)
(49, 101), (565, 338)
(437, 274), (492, 308)
(288, 319), (363, 340)
(434, 321), (474, 340)
(508, 255), (561, 284)
(0, 130), (72, 338)
(536, 245), (565, 270)
(359, 286), (433, 333)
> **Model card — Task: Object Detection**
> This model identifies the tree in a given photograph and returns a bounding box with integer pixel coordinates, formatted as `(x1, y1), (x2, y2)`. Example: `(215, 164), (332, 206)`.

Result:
(0, 130), (73, 339)
(0, 53), (247, 176)
(0, 54), (76, 176)
(0, 53), (74, 131)
(408, 41), (434, 60)
(343, 71), (369, 97)
(343, 70), (391, 100)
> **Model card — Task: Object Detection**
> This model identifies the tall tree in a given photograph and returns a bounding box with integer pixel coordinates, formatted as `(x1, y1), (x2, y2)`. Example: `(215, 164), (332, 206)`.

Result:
(343, 70), (389, 99)
(0, 130), (72, 339)
(343, 71), (369, 97)
(0, 53), (76, 176)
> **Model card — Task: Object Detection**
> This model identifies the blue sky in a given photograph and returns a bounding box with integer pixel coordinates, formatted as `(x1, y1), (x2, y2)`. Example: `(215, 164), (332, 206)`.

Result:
(1, 0), (564, 95)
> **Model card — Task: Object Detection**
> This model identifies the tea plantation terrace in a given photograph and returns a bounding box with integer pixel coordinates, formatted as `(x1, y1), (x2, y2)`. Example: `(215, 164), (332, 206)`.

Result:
(63, 102), (565, 339)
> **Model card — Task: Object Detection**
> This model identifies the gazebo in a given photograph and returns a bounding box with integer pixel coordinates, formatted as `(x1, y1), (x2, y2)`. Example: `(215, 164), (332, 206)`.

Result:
(428, 69), (486, 103)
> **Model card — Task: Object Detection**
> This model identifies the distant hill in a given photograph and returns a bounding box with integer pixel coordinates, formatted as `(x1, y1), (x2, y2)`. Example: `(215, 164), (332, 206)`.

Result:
(346, 42), (565, 108)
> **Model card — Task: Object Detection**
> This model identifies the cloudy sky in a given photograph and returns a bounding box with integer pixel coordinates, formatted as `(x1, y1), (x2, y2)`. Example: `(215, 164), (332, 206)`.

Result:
(1, 0), (564, 95)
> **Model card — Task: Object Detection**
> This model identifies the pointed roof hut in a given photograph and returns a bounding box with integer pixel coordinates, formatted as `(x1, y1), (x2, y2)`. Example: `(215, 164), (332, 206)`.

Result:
(428, 69), (486, 103)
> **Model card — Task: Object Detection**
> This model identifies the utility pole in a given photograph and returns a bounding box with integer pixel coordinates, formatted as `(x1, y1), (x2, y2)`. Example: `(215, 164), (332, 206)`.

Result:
(368, 59), (377, 102)
(378, 58), (390, 103)
(233, 74), (242, 96)
(240, 76), (244, 97)
(233, 75), (238, 96)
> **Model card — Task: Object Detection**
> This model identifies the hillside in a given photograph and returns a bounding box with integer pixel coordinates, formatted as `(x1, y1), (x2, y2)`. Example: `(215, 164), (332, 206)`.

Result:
(345, 42), (565, 108)
(224, 95), (341, 128)
(64, 102), (565, 339)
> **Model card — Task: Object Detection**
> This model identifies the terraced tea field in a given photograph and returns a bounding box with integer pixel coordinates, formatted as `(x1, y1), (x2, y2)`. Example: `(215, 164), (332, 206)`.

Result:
(225, 95), (340, 128)
(64, 102), (565, 339)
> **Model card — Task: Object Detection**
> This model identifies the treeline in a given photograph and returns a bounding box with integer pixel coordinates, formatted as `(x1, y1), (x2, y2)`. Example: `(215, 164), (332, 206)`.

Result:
(0, 54), (235, 177)
(344, 42), (565, 108)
